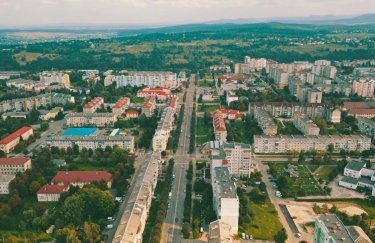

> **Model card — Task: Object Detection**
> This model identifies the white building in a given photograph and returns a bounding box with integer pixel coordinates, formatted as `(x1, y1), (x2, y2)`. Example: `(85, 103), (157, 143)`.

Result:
(37, 184), (68, 202)
(208, 220), (233, 243)
(152, 107), (176, 152)
(0, 157), (32, 175)
(0, 175), (15, 194)
(254, 134), (371, 153)
(45, 135), (135, 153)
(65, 113), (117, 127)
(293, 117), (320, 136)
(115, 71), (178, 88)
(352, 78), (375, 98)
(253, 108), (277, 136)
(40, 71), (70, 88)
(226, 91), (238, 106)
(211, 167), (239, 234)
(314, 214), (372, 243)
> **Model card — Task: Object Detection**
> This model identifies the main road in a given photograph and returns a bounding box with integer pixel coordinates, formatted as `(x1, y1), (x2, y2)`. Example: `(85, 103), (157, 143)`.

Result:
(161, 74), (196, 243)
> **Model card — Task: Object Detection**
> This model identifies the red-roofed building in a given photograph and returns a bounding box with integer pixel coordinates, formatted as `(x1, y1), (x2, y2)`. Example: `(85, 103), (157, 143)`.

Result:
(142, 97), (156, 117)
(126, 109), (139, 119)
(0, 126), (33, 153)
(52, 171), (112, 188)
(137, 87), (176, 100)
(213, 110), (227, 142)
(112, 97), (130, 115)
(0, 157), (32, 174)
(218, 107), (243, 120)
(83, 97), (104, 113)
(219, 74), (245, 84)
(37, 184), (68, 202)
(348, 109), (375, 118)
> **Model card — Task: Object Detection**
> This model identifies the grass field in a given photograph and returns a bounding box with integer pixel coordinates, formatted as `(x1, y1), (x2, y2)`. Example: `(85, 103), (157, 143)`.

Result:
(306, 165), (320, 173)
(314, 166), (337, 180)
(240, 197), (283, 240)
(196, 117), (214, 145)
(227, 120), (252, 144)
(13, 51), (59, 65)
(271, 163), (325, 197)
(198, 104), (220, 112)
(197, 79), (215, 87)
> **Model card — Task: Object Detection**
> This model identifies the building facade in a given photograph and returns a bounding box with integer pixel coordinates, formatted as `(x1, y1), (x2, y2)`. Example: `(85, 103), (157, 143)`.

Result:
(253, 108), (277, 135)
(115, 71), (178, 88)
(213, 110), (227, 142)
(65, 113), (117, 127)
(0, 157), (32, 174)
(0, 126), (33, 153)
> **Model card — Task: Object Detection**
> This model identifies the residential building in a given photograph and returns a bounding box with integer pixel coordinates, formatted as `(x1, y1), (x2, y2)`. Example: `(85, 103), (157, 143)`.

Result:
(40, 71), (70, 88)
(213, 110), (227, 142)
(249, 102), (341, 123)
(339, 161), (375, 191)
(113, 152), (162, 243)
(253, 134), (371, 153)
(83, 97), (104, 113)
(0, 175), (15, 194)
(226, 91), (238, 106)
(45, 135), (135, 153)
(1, 112), (28, 120)
(0, 93), (75, 113)
(325, 108), (341, 124)
(168, 96), (178, 111)
(39, 107), (63, 120)
(115, 71), (178, 88)
(307, 89), (323, 104)
(142, 97), (156, 117)
(218, 107), (242, 120)
(234, 56), (267, 74)
(253, 108), (277, 135)
(344, 161), (367, 179)
(357, 117), (375, 142)
(152, 107), (175, 152)
(210, 65), (231, 73)
(293, 117), (320, 136)
(112, 97), (130, 116)
(52, 171), (112, 188)
(81, 70), (100, 84)
(0, 157), (32, 174)
(65, 113), (117, 127)
(211, 143), (253, 176)
(314, 214), (372, 243)
(0, 126), (33, 153)
(352, 78), (375, 98)
(126, 109), (139, 119)
(37, 185), (68, 202)
(137, 87), (176, 100)
(208, 220), (233, 243)
(211, 167), (239, 234)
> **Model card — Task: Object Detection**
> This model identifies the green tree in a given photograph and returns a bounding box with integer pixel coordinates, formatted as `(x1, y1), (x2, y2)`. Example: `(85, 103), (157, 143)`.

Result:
(82, 221), (101, 243)
(29, 107), (41, 124)
(56, 227), (81, 243)
(29, 181), (41, 194)
(274, 228), (287, 243)
(40, 122), (49, 131)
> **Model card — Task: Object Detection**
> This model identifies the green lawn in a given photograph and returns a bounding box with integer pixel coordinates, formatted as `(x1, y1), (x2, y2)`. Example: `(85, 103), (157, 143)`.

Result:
(73, 162), (115, 171)
(198, 104), (220, 112)
(196, 117), (214, 145)
(227, 120), (252, 144)
(314, 166), (337, 180)
(306, 165), (320, 173)
(240, 198), (283, 240)
(130, 96), (145, 104)
(197, 79), (215, 87)
(270, 163), (325, 197)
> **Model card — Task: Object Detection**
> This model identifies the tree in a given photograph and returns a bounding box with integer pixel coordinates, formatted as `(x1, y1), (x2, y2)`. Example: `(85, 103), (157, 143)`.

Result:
(83, 222), (101, 243)
(182, 223), (191, 238)
(56, 227), (81, 243)
(274, 228), (287, 243)
(40, 122), (49, 131)
(8, 193), (22, 210)
(327, 144), (334, 154)
(29, 107), (40, 124)
(29, 181), (41, 194)
(55, 110), (65, 120)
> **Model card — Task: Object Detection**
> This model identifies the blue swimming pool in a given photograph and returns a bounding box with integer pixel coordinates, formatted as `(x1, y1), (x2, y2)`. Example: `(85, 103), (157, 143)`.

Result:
(62, 128), (97, 136)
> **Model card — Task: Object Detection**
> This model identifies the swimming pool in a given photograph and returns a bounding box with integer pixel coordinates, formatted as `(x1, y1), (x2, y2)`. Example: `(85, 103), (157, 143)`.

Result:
(62, 128), (97, 136)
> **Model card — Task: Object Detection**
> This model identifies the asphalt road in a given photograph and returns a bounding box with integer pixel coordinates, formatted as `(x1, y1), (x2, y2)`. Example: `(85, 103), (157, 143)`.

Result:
(162, 74), (196, 243)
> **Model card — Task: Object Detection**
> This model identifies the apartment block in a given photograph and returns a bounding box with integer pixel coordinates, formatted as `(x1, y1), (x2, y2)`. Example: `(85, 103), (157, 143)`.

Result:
(253, 134), (371, 153)
(253, 108), (277, 135)
(213, 110), (227, 142)
(115, 71), (178, 88)
(0, 126), (33, 153)
(39, 71), (70, 88)
(208, 220), (233, 243)
(211, 143), (253, 176)
(83, 97), (104, 113)
(314, 214), (371, 243)
(0, 93), (75, 113)
(37, 185), (68, 202)
(352, 78), (375, 97)
(357, 117), (375, 142)
(112, 97), (130, 116)
(65, 113), (117, 127)
(293, 117), (320, 136)
(142, 97), (156, 117)
(212, 167), (239, 234)
(137, 87), (176, 100)
(152, 107), (175, 152)
(0, 157), (32, 175)
(45, 135), (135, 153)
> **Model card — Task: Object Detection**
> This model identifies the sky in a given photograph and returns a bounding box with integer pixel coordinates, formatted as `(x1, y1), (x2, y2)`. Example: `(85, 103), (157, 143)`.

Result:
(1, 0), (375, 27)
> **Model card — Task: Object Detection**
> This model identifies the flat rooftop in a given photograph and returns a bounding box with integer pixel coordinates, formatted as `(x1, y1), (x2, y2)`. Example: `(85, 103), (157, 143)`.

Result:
(213, 167), (236, 199)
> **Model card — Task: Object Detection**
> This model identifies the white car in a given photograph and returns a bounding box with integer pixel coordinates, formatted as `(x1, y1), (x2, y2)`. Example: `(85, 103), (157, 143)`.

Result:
(106, 224), (113, 229)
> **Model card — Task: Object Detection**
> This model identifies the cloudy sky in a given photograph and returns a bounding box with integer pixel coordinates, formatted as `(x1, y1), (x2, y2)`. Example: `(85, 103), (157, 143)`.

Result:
(1, 0), (375, 27)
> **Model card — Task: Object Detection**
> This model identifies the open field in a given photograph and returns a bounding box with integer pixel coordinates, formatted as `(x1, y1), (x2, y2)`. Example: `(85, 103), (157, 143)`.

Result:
(13, 51), (59, 65)
(198, 104), (220, 112)
(196, 117), (214, 145)
(314, 166), (337, 180)
(227, 120), (252, 144)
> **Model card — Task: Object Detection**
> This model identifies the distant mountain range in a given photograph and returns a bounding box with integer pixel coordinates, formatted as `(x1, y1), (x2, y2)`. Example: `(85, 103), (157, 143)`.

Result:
(203, 13), (375, 25)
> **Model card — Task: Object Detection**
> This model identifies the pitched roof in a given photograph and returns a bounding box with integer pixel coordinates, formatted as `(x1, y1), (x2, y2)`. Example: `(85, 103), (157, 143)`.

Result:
(0, 126), (32, 145)
(37, 184), (66, 194)
(0, 157), (30, 165)
(113, 97), (130, 108)
(52, 171), (112, 184)
(348, 108), (375, 115)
